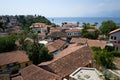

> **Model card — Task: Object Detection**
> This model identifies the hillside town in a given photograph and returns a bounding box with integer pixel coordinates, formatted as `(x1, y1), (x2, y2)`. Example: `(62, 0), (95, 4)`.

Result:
(0, 15), (120, 80)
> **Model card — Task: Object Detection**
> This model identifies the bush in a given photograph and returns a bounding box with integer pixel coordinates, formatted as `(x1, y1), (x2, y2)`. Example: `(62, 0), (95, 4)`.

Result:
(111, 51), (120, 57)
(0, 35), (17, 53)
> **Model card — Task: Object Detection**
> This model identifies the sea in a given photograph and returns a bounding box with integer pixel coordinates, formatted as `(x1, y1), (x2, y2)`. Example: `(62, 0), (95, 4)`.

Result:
(47, 17), (120, 27)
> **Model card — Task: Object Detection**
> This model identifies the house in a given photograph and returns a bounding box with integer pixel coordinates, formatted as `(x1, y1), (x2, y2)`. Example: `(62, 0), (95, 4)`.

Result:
(30, 23), (48, 34)
(109, 28), (120, 43)
(46, 39), (67, 54)
(0, 51), (32, 74)
(69, 67), (105, 80)
(65, 28), (82, 38)
(63, 23), (78, 29)
(108, 28), (120, 50)
(39, 45), (93, 79)
(71, 38), (107, 49)
(18, 64), (61, 80)
(48, 31), (66, 40)
(6, 26), (23, 34)
(7, 16), (19, 27)
(70, 38), (87, 45)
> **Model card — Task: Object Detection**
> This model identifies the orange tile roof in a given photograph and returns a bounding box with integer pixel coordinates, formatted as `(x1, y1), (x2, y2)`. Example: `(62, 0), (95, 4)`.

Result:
(46, 39), (66, 53)
(71, 38), (107, 49)
(87, 39), (107, 49)
(109, 28), (120, 34)
(0, 51), (29, 66)
(48, 31), (66, 37)
(65, 29), (82, 33)
(39, 46), (93, 78)
(71, 38), (87, 44)
(20, 64), (61, 80)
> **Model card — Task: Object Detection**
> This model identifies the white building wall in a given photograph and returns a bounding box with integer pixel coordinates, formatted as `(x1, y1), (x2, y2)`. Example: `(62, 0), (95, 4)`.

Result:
(109, 31), (120, 42)
(67, 32), (81, 37)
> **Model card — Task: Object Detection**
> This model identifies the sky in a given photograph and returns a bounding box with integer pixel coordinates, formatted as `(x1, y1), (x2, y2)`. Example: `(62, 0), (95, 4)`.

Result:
(0, 0), (120, 17)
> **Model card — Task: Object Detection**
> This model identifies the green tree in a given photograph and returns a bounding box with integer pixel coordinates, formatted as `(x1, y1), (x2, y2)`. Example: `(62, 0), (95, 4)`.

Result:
(99, 51), (114, 68)
(28, 43), (53, 65)
(82, 23), (99, 39)
(0, 22), (7, 32)
(92, 47), (114, 68)
(100, 20), (118, 35)
(0, 35), (17, 53)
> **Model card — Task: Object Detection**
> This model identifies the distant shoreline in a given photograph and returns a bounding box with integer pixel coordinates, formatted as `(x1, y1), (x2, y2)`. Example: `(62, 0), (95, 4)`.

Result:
(48, 17), (120, 27)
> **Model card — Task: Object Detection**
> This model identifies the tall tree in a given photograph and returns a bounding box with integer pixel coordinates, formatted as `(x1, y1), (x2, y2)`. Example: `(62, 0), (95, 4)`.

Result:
(100, 20), (118, 35)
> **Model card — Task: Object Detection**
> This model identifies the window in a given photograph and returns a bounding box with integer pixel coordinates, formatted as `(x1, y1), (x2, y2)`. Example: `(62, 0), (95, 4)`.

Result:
(114, 36), (116, 40)
(111, 36), (113, 39)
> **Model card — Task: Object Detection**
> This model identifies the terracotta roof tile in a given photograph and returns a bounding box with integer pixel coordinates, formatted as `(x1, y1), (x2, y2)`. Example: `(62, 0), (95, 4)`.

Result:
(87, 39), (107, 49)
(71, 38), (87, 44)
(0, 51), (29, 66)
(20, 64), (61, 80)
(71, 38), (107, 49)
(49, 31), (66, 38)
(46, 39), (66, 53)
(109, 28), (120, 34)
(65, 29), (82, 33)
(39, 46), (93, 78)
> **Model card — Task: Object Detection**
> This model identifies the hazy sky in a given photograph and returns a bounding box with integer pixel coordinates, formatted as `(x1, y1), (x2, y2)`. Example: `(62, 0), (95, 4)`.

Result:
(0, 0), (120, 17)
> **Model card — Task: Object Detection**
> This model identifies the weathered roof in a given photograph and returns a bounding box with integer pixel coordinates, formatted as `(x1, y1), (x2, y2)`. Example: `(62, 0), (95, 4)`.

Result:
(48, 31), (66, 38)
(109, 28), (120, 34)
(87, 39), (107, 49)
(71, 38), (106, 49)
(65, 28), (82, 33)
(0, 51), (29, 66)
(46, 39), (66, 53)
(71, 38), (87, 44)
(20, 64), (60, 80)
(39, 45), (93, 78)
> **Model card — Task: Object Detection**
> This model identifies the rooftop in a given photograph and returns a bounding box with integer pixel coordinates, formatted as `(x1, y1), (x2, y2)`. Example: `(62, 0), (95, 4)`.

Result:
(87, 39), (107, 49)
(20, 64), (60, 80)
(0, 51), (29, 66)
(109, 27), (120, 34)
(46, 39), (66, 53)
(65, 28), (82, 33)
(39, 45), (93, 78)
(70, 67), (104, 80)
